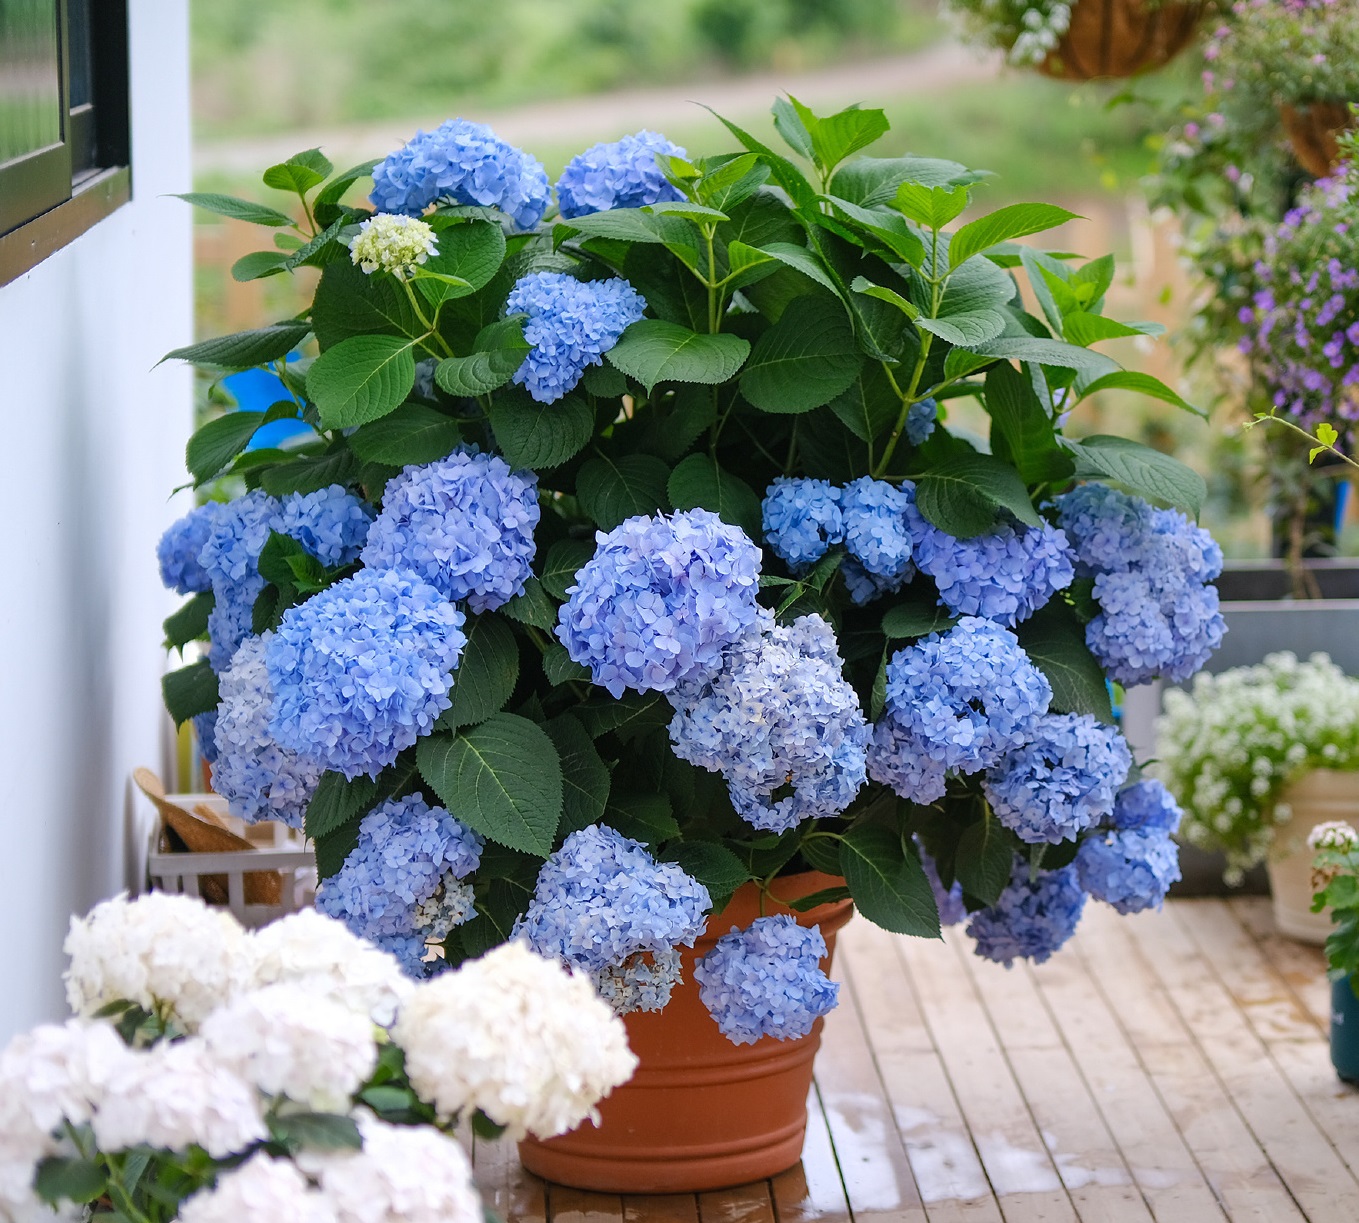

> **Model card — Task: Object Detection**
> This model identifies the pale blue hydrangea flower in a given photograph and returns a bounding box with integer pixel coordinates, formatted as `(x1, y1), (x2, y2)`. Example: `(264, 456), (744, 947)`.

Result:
(194, 710), (219, 766)
(1111, 778), (1183, 834)
(695, 915), (840, 1045)
(919, 844), (966, 927)
(667, 612), (869, 833)
(556, 130), (687, 219)
(199, 490), (282, 672)
(266, 570), (467, 779)
(212, 634), (324, 828)
(317, 792), (483, 977)
(275, 485), (374, 569)
(157, 503), (222, 595)
(841, 557), (911, 606)
(515, 825), (711, 1014)
(504, 272), (646, 404)
(761, 477), (844, 570)
(840, 476), (915, 583)
(360, 450), (539, 613)
(967, 857), (1086, 967)
(557, 509), (763, 697)
(1053, 483), (1155, 577)
(369, 118), (551, 230)
(1075, 827), (1181, 915)
(906, 398), (938, 446)
(983, 713), (1132, 844)
(867, 617), (1052, 804)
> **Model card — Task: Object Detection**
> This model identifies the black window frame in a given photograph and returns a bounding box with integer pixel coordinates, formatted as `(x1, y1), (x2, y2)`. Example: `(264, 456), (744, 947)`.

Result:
(0, 0), (131, 288)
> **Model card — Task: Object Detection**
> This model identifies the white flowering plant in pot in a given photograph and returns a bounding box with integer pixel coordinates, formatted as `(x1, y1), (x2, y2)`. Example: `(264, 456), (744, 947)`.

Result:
(1, 893), (635, 1222)
(158, 97), (1221, 1048)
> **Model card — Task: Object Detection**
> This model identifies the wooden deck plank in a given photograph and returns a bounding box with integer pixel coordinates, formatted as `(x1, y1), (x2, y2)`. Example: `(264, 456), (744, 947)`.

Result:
(839, 920), (1002, 1222)
(769, 1088), (852, 1223)
(548, 1186), (626, 1223)
(474, 1136), (548, 1223)
(623, 1196), (700, 1223)
(1227, 896), (1332, 1032)
(697, 1182), (777, 1223)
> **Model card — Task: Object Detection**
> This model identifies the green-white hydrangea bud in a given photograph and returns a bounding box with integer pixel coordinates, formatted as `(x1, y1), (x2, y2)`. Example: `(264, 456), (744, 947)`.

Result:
(348, 214), (438, 279)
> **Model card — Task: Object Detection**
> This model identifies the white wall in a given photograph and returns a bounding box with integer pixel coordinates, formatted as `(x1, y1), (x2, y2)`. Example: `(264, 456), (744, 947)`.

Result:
(0, 0), (193, 1042)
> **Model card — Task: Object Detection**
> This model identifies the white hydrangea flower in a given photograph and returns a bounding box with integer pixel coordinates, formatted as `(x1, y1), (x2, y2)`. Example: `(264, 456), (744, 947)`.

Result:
(392, 941), (637, 1140)
(91, 1039), (267, 1157)
(179, 1154), (338, 1223)
(299, 1114), (480, 1223)
(248, 909), (412, 1027)
(1308, 820), (1359, 851)
(64, 894), (253, 1029)
(200, 984), (377, 1112)
(348, 215), (438, 279)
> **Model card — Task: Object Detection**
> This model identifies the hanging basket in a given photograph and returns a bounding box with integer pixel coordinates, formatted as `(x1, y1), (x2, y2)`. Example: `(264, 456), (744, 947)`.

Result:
(1038, 0), (1204, 81)
(517, 871), (854, 1194)
(1280, 101), (1354, 179)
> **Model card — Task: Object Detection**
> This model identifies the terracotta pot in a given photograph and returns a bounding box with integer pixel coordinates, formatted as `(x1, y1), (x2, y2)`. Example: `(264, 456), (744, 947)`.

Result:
(1280, 101), (1353, 179)
(1266, 768), (1359, 944)
(518, 871), (854, 1193)
(1038, 0), (1203, 81)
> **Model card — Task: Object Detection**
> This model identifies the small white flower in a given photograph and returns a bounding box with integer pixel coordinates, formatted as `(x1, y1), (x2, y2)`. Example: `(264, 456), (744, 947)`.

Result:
(179, 1154), (339, 1223)
(0, 1020), (132, 1140)
(349, 215), (438, 279)
(1308, 820), (1359, 851)
(393, 941), (637, 1140)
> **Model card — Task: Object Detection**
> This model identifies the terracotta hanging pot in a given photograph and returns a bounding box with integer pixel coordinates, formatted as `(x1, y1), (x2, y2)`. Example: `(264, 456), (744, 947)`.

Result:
(1280, 101), (1353, 179)
(517, 870), (854, 1193)
(1038, 0), (1204, 81)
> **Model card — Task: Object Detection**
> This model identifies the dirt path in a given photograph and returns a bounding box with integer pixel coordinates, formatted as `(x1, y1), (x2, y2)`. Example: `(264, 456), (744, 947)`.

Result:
(194, 42), (1001, 177)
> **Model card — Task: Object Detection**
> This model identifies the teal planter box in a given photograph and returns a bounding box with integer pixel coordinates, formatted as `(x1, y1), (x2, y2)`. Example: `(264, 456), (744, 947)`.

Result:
(1333, 976), (1359, 1085)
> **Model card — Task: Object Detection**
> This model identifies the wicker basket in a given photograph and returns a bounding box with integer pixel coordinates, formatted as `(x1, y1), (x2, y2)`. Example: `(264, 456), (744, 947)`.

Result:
(1280, 101), (1353, 179)
(1038, 0), (1203, 81)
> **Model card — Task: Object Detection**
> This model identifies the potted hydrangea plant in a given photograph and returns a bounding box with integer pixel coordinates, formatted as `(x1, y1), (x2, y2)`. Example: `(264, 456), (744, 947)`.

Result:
(157, 97), (1220, 1191)
(1309, 819), (1359, 1083)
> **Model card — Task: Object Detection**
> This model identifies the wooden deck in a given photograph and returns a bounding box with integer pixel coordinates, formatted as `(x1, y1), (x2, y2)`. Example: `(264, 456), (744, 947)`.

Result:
(471, 898), (1358, 1223)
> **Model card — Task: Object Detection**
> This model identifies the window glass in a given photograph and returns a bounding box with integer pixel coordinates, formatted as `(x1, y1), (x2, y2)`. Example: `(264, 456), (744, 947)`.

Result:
(0, 0), (63, 164)
(67, 0), (91, 109)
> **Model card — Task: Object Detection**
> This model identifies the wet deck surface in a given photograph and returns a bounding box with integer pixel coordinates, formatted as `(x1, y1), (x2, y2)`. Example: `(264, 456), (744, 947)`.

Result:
(473, 898), (1358, 1222)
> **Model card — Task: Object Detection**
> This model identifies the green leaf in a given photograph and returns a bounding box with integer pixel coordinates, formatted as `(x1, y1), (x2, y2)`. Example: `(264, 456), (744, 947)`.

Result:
(262, 148), (332, 195)
(283, 216), (349, 271)
(34, 1156), (106, 1205)
(1062, 312), (1163, 346)
(440, 614), (520, 729)
(1074, 370), (1205, 419)
(666, 454), (763, 542)
(417, 714), (563, 855)
(164, 591), (214, 650)
(314, 820), (363, 881)
(416, 221), (507, 305)
(841, 823), (940, 938)
(307, 334), (417, 429)
(560, 208), (698, 247)
(1063, 435), (1206, 517)
(1015, 603), (1114, 722)
(965, 336), (1118, 377)
(666, 841), (749, 907)
(544, 641), (585, 688)
(259, 448), (359, 498)
(914, 453), (1043, 538)
(434, 317), (529, 397)
(541, 538), (595, 601)
(948, 203), (1080, 270)
(851, 275), (919, 319)
(698, 153), (769, 212)
(984, 362), (1073, 485)
(546, 714), (611, 837)
(701, 107), (820, 213)
(501, 576), (558, 631)
(312, 258), (420, 349)
(232, 249), (291, 281)
(740, 295), (863, 414)
(646, 201), (730, 223)
(576, 454), (670, 530)
(606, 791), (680, 845)
(172, 191), (295, 227)
(578, 691), (670, 740)
(955, 817), (1016, 906)
(823, 197), (926, 267)
(893, 183), (969, 230)
(881, 601), (957, 640)
(186, 411), (265, 483)
(916, 311), (1008, 348)
(348, 403), (462, 467)
(723, 240), (779, 291)
(489, 392), (593, 470)
(830, 155), (972, 205)
(605, 320), (750, 393)
(828, 365), (901, 444)
(162, 660), (219, 727)
(798, 98), (891, 177)
(758, 241), (841, 295)
(771, 96), (815, 160)
(162, 323), (310, 370)
(306, 769), (385, 841)
(786, 885), (854, 912)
(943, 347), (998, 382)
(314, 158), (380, 217)
(268, 1111), (364, 1152)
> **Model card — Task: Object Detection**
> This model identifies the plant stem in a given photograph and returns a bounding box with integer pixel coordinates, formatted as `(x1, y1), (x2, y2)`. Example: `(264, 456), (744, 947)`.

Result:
(401, 281), (455, 358)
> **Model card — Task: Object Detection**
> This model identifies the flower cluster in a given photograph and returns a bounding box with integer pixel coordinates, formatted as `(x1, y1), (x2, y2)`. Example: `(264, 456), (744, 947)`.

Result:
(761, 477), (844, 569)
(369, 118), (550, 230)
(869, 617), (1052, 804)
(200, 489), (281, 672)
(1309, 819), (1359, 851)
(966, 857), (1087, 967)
(267, 570), (467, 779)
(318, 793), (483, 977)
(942, 0), (1073, 66)
(348, 214), (438, 279)
(840, 477), (916, 589)
(505, 272), (646, 403)
(515, 825), (710, 1013)
(275, 485), (375, 569)
(1075, 827), (1182, 915)
(907, 397), (938, 446)
(1111, 778), (1183, 834)
(557, 509), (763, 697)
(360, 450), (539, 613)
(158, 502), (220, 595)
(556, 130), (687, 219)
(694, 916), (839, 1045)
(667, 613), (869, 832)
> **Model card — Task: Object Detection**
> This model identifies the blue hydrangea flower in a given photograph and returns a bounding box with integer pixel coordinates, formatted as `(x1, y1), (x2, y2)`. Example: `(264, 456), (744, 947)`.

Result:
(1053, 483), (1156, 577)
(556, 130), (687, 219)
(695, 915), (840, 1045)
(557, 509), (763, 698)
(211, 634), (324, 828)
(906, 398), (938, 446)
(317, 792), (483, 977)
(983, 713), (1132, 844)
(199, 490), (282, 672)
(360, 450), (539, 614)
(1111, 778), (1183, 834)
(504, 272), (646, 404)
(841, 557), (911, 607)
(1075, 827), (1181, 915)
(275, 485), (374, 569)
(867, 617), (1052, 804)
(839, 477), (915, 581)
(668, 613), (869, 833)
(762, 477), (844, 570)
(919, 844), (966, 927)
(515, 825), (711, 1014)
(369, 118), (550, 230)
(194, 709), (219, 766)
(967, 857), (1086, 967)
(157, 503), (222, 595)
(266, 570), (467, 779)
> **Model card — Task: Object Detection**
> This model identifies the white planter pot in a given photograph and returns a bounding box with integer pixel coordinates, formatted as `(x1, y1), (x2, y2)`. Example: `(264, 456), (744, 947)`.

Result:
(1266, 768), (1359, 943)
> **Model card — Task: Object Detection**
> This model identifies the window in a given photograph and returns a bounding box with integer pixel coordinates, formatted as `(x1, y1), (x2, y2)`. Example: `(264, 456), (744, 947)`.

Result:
(0, 0), (130, 284)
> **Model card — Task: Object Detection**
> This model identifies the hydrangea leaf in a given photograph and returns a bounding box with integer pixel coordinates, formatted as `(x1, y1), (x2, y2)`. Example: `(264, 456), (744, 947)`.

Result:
(311, 259), (422, 350)
(915, 311), (1008, 347)
(575, 453), (671, 530)
(33, 1156), (106, 1205)
(948, 203), (1081, 270)
(434, 317), (530, 399)
(501, 576), (557, 631)
(438, 614), (520, 730)
(558, 208), (698, 247)
(892, 183), (969, 231)
(171, 192), (295, 227)
(828, 365), (901, 444)
(416, 220), (506, 306)
(540, 538), (595, 601)
(416, 714), (563, 856)
(740, 296), (863, 413)
(1062, 435), (1206, 517)
(793, 98), (890, 180)
(1015, 603), (1115, 723)
(347, 403), (463, 467)
(786, 885), (853, 912)
(545, 714), (611, 837)
(964, 336), (1119, 377)
(666, 841), (751, 910)
(955, 816), (1018, 907)
(605, 791), (680, 846)
(231, 250), (291, 282)
(1072, 370), (1205, 419)
(881, 601), (957, 640)
(313, 158), (380, 224)
(266, 1112), (363, 1152)
(304, 757), (419, 846)
(605, 320), (750, 393)
(577, 692), (671, 741)
(313, 819), (363, 882)
(667, 454), (763, 543)
(700, 107), (821, 214)
(258, 448), (359, 498)
(841, 823), (941, 938)
(163, 591), (214, 651)
(913, 453), (1043, 538)
(489, 393), (594, 470)
(186, 410), (267, 484)
(697, 153), (769, 213)
(161, 659), (219, 727)
(542, 643), (589, 687)
(829, 155), (972, 206)
(307, 334), (418, 429)
(162, 323), (311, 371)
(984, 361), (1074, 485)
(755, 242), (841, 296)
(261, 147), (332, 194)
(1062, 312), (1164, 346)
